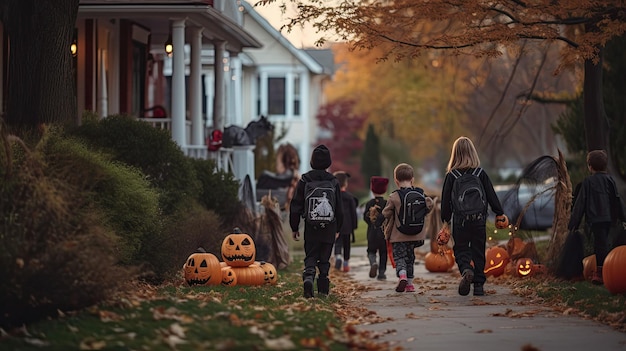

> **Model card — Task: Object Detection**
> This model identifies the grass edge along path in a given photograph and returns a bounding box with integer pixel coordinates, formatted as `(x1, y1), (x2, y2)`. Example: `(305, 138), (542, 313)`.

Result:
(0, 257), (397, 351)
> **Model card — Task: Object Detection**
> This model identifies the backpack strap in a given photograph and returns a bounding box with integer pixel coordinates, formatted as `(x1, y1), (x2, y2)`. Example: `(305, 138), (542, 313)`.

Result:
(451, 169), (463, 179)
(472, 167), (483, 177)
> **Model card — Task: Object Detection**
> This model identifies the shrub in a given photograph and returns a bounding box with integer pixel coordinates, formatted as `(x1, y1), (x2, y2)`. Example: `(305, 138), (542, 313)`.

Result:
(71, 115), (200, 215)
(138, 205), (225, 283)
(41, 133), (162, 265)
(188, 157), (241, 222)
(0, 131), (134, 328)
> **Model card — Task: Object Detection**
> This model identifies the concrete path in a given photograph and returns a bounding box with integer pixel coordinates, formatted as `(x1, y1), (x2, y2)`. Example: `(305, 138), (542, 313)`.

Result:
(339, 245), (626, 351)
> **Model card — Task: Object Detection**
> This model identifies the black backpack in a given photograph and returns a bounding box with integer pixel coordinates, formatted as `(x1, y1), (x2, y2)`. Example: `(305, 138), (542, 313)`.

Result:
(304, 177), (338, 229)
(394, 187), (427, 235)
(451, 168), (487, 220)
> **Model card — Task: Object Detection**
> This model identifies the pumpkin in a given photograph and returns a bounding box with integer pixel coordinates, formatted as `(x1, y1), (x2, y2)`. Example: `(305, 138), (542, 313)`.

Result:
(221, 232), (256, 267)
(221, 266), (238, 286)
(424, 251), (453, 273)
(484, 246), (509, 278)
(582, 254), (597, 281)
(184, 252), (222, 286)
(231, 265), (265, 285)
(495, 214), (509, 229)
(603, 245), (626, 294)
(515, 257), (534, 277)
(258, 261), (278, 285)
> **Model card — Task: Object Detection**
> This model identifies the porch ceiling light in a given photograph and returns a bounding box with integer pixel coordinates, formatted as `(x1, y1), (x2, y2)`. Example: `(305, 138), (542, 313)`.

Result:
(165, 33), (173, 56)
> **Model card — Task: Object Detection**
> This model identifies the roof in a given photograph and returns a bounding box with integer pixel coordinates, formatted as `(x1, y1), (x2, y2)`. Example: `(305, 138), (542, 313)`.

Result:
(241, 1), (323, 74)
(304, 49), (335, 75)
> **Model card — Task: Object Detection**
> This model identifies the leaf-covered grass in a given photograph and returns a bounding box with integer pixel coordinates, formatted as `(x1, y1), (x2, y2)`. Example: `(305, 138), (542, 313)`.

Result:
(0, 260), (355, 351)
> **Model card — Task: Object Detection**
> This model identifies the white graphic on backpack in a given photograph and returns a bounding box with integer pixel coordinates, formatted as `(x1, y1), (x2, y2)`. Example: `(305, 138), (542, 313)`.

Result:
(304, 179), (337, 228)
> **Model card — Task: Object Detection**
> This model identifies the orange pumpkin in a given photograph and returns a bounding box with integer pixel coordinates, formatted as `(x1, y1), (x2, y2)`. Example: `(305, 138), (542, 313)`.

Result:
(484, 246), (509, 278)
(231, 265), (265, 285)
(495, 214), (509, 229)
(582, 254), (597, 281)
(221, 232), (256, 267)
(258, 261), (278, 285)
(515, 257), (534, 277)
(603, 245), (626, 294)
(221, 266), (238, 286)
(184, 252), (222, 286)
(425, 251), (452, 272)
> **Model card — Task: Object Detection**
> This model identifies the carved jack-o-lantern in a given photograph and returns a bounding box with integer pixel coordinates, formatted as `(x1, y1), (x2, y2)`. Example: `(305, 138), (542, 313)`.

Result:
(516, 257), (534, 277)
(184, 252), (222, 286)
(221, 232), (256, 267)
(221, 266), (238, 286)
(257, 261), (278, 285)
(484, 246), (509, 278)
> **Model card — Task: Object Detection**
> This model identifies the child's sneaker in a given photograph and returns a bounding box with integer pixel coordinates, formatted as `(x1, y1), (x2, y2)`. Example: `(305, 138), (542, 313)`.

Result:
(303, 280), (314, 299)
(473, 283), (484, 296)
(377, 274), (387, 280)
(369, 263), (378, 278)
(458, 269), (474, 296)
(342, 265), (350, 272)
(405, 283), (416, 292)
(334, 256), (343, 270)
(395, 274), (408, 292)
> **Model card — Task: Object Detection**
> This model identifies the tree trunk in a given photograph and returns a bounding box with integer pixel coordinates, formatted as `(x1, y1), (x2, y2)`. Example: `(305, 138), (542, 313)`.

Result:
(583, 50), (626, 196)
(1, 0), (79, 131)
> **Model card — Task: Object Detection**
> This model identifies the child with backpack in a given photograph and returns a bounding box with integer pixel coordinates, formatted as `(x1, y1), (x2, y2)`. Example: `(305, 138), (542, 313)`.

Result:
(568, 149), (626, 285)
(440, 136), (506, 296)
(382, 163), (434, 292)
(364, 176), (390, 280)
(289, 145), (344, 298)
(333, 171), (358, 272)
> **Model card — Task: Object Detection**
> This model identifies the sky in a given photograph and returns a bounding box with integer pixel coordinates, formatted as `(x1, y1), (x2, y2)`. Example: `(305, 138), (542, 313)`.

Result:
(250, 1), (322, 49)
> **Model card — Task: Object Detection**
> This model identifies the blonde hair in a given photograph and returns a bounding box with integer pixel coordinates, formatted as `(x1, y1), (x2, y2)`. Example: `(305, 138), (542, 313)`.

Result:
(446, 136), (480, 172)
(394, 163), (414, 182)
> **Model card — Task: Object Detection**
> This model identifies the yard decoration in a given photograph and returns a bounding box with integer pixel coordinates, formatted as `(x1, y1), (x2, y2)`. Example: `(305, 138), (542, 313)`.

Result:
(258, 261), (278, 285)
(424, 249), (454, 273)
(484, 246), (509, 277)
(602, 245), (626, 294)
(184, 252), (222, 286)
(231, 265), (265, 285)
(221, 228), (256, 267)
(515, 258), (535, 277)
(221, 266), (238, 286)
(582, 254), (597, 281)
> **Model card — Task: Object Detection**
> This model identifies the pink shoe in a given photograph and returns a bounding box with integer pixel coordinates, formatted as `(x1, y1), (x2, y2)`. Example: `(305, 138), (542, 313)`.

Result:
(343, 265), (350, 272)
(405, 284), (416, 292)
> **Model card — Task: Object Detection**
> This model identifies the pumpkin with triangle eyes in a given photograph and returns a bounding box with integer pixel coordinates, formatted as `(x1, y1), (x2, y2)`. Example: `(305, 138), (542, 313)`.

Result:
(220, 266), (238, 286)
(221, 232), (256, 267)
(484, 246), (509, 278)
(258, 261), (278, 285)
(183, 252), (222, 286)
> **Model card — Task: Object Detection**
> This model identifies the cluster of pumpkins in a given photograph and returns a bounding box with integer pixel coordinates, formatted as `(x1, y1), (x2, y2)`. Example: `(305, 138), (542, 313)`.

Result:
(183, 231), (278, 287)
(582, 245), (626, 294)
(424, 237), (543, 278)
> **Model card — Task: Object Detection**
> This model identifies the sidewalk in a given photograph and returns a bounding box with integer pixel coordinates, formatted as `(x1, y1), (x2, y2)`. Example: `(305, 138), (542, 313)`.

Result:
(339, 245), (626, 351)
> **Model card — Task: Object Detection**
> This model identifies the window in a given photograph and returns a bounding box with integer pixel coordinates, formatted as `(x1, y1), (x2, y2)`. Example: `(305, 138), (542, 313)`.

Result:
(293, 75), (300, 116)
(268, 77), (285, 115)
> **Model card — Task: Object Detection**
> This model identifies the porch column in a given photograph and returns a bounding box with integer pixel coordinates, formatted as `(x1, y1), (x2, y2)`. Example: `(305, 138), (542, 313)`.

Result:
(230, 52), (243, 126)
(213, 40), (226, 131)
(170, 18), (187, 147)
(190, 27), (203, 146)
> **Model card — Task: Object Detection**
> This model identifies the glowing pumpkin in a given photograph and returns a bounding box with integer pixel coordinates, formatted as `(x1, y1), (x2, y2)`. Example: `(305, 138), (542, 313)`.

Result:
(221, 266), (238, 286)
(515, 257), (534, 277)
(221, 232), (256, 267)
(425, 251), (452, 273)
(582, 254), (596, 281)
(484, 246), (509, 277)
(258, 261), (278, 285)
(231, 265), (265, 285)
(603, 245), (626, 294)
(184, 252), (222, 286)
